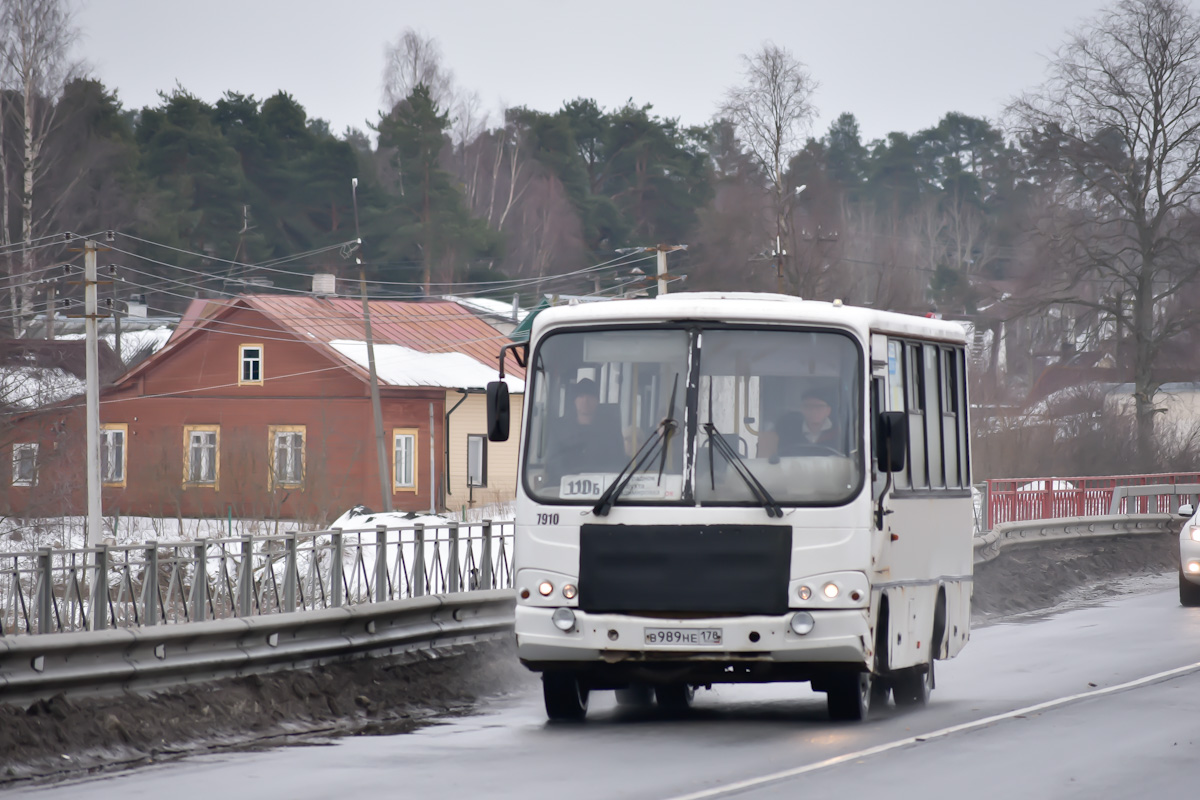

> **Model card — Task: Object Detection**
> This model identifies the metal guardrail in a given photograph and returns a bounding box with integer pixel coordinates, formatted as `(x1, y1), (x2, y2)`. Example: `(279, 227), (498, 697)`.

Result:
(986, 472), (1200, 528)
(1108, 484), (1200, 515)
(0, 589), (515, 702)
(973, 514), (1179, 564)
(0, 521), (513, 637)
(0, 512), (1181, 704)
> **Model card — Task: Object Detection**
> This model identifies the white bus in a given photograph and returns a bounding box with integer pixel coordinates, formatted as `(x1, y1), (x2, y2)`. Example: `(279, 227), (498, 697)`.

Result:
(486, 292), (973, 721)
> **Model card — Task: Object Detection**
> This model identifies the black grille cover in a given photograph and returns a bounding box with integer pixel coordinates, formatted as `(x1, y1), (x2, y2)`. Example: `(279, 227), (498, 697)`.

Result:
(578, 524), (791, 615)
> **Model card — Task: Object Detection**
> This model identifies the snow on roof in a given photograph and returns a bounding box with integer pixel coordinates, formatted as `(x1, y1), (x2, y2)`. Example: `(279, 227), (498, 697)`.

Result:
(329, 340), (524, 392)
(59, 327), (174, 361)
(0, 366), (85, 409)
(441, 295), (528, 322)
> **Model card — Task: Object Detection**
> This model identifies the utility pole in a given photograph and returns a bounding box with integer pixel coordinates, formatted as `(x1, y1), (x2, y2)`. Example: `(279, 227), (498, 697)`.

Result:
(84, 238), (103, 546)
(352, 179), (393, 512)
(774, 234), (786, 295)
(654, 244), (687, 295)
(45, 284), (54, 339)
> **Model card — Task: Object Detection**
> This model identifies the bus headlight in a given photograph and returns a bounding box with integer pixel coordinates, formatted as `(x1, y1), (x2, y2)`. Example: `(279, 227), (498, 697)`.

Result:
(538, 580), (554, 596)
(562, 583), (578, 600)
(790, 612), (815, 635)
(797, 585), (812, 601)
(552, 607), (577, 632)
(822, 582), (840, 599)
(1190, 527), (1200, 542)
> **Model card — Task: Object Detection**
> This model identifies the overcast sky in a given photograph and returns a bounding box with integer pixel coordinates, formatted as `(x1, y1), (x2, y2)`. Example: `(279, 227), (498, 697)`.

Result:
(75, 0), (1116, 143)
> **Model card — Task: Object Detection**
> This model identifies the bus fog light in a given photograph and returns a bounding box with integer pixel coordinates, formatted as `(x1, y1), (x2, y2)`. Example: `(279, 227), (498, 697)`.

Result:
(538, 580), (554, 596)
(790, 612), (815, 635)
(822, 582), (839, 599)
(552, 608), (576, 632)
(1188, 561), (1200, 575)
(797, 585), (812, 601)
(562, 583), (578, 599)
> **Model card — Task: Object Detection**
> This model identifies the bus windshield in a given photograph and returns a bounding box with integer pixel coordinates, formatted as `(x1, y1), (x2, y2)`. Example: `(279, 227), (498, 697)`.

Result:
(696, 329), (862, 505)
(523, 325), (863, 506)
(524, 328), (690, 504)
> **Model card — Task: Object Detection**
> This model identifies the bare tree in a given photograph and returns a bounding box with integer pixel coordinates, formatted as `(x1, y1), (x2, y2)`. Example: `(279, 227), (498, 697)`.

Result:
(381, 28), (454, 113)
(718, 43), (818, 294)
(1009, 0), (1200, 467)
(0, 0), (80, 336)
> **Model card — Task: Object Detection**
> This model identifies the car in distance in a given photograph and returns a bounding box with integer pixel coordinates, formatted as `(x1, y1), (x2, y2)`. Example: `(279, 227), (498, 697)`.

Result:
(1175, 503), (1200, 606)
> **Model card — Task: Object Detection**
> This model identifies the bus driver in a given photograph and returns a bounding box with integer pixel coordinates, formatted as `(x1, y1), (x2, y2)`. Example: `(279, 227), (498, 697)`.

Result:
(544, 378), (626, 485)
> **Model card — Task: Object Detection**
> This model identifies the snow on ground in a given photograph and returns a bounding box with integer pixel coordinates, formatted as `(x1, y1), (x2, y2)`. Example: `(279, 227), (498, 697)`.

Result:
(329, 340), (525, 392)
(0, 500), (514, 554)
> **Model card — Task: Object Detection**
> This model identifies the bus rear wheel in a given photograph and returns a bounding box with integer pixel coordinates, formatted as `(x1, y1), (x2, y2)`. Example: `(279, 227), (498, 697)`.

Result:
(542, 673), (589, 721)
(892, 660), (934, 707)
(826, 671), (872, 721)
(655, 682), (695, 713)
(615, 683), (655, 707)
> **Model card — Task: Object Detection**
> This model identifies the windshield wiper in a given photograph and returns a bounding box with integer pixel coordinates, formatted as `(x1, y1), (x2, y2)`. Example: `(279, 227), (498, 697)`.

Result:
(593, 375), (679, 516)
(703, 421), (783, 518)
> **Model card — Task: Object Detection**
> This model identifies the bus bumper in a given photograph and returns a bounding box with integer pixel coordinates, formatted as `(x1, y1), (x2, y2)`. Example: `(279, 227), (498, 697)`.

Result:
(514, 605), (870, 676)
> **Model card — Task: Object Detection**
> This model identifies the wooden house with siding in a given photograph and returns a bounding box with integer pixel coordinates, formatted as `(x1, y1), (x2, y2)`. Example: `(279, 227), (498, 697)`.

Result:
(2, 296), (523, 525)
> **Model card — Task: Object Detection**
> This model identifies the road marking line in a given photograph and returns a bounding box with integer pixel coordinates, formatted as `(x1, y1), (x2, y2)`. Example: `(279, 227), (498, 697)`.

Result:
(662, 660), (1200, 800)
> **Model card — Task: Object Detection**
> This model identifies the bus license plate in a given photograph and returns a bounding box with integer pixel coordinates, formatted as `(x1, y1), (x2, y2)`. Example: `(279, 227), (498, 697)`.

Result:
(644, 627), (723, 646)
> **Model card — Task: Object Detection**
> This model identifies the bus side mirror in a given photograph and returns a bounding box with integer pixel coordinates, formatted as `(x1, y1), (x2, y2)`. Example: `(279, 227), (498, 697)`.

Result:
(486, 381), (510, 442)
(1178, 503), (1194, 518)
(876, 411), (907, 473)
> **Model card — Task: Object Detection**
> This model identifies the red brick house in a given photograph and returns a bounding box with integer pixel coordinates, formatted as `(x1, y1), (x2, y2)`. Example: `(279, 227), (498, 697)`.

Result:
(1, 296), (523, 524)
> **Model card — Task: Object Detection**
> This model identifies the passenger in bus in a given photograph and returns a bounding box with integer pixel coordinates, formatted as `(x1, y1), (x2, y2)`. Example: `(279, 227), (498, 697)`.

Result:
(544, 378), (627, 484)
(760, 388), (841, 458)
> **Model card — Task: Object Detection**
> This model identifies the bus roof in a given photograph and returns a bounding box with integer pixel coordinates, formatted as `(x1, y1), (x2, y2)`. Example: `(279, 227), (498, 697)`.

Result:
(529, 292), (969, 345)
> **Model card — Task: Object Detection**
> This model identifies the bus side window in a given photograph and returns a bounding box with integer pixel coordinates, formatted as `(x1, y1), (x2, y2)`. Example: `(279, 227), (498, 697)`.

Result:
(924, 344), (944, 489)
(957, 348), (971, 485)
(906, 344), (927, 489)
(941, 347), (960, 488)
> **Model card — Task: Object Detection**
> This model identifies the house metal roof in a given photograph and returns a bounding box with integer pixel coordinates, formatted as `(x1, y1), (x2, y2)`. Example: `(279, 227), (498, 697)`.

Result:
(118, 295), (523, 390)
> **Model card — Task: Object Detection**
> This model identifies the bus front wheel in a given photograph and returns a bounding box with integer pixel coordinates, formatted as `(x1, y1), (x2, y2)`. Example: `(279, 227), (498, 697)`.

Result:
(542, 672), (589, 721)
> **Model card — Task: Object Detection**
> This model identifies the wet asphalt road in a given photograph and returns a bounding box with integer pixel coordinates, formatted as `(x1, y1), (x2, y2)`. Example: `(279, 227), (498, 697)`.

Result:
(15, 573), (1200, 800)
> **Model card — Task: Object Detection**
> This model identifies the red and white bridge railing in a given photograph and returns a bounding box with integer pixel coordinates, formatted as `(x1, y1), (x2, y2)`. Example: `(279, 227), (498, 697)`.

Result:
(985, 472), (1200, 530)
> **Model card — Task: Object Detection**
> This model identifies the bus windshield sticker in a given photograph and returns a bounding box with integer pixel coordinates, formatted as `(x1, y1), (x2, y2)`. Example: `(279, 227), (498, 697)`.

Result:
(560, 473), (683, 500)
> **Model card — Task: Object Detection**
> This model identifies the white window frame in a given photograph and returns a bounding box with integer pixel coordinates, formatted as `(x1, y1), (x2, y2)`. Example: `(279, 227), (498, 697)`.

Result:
(269, 425), (305, 489)
(393, 428), (418, 492)
(12, 443), (37, 487)
(467, 434), (487, 488)
(101, 423), (128, 487)
(239, 344), (263, 386)
(183, 425), (220, 488)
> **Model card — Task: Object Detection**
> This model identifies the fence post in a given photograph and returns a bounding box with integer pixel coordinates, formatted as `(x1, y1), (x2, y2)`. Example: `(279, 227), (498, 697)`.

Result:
(143, 541), (159, 627)
(413, 524), (426, 598)
(284, 533), (298, 613)
(239, 536), (254, 618)
(37, 548), (52, 635)
(481, 520), (494, 590)
(192, 539), (208, 623)
(91, 544), (109, 631)
(331, 532), (344, 608)
(448, 522), (461, 594)
(375, 525), (388, 603)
